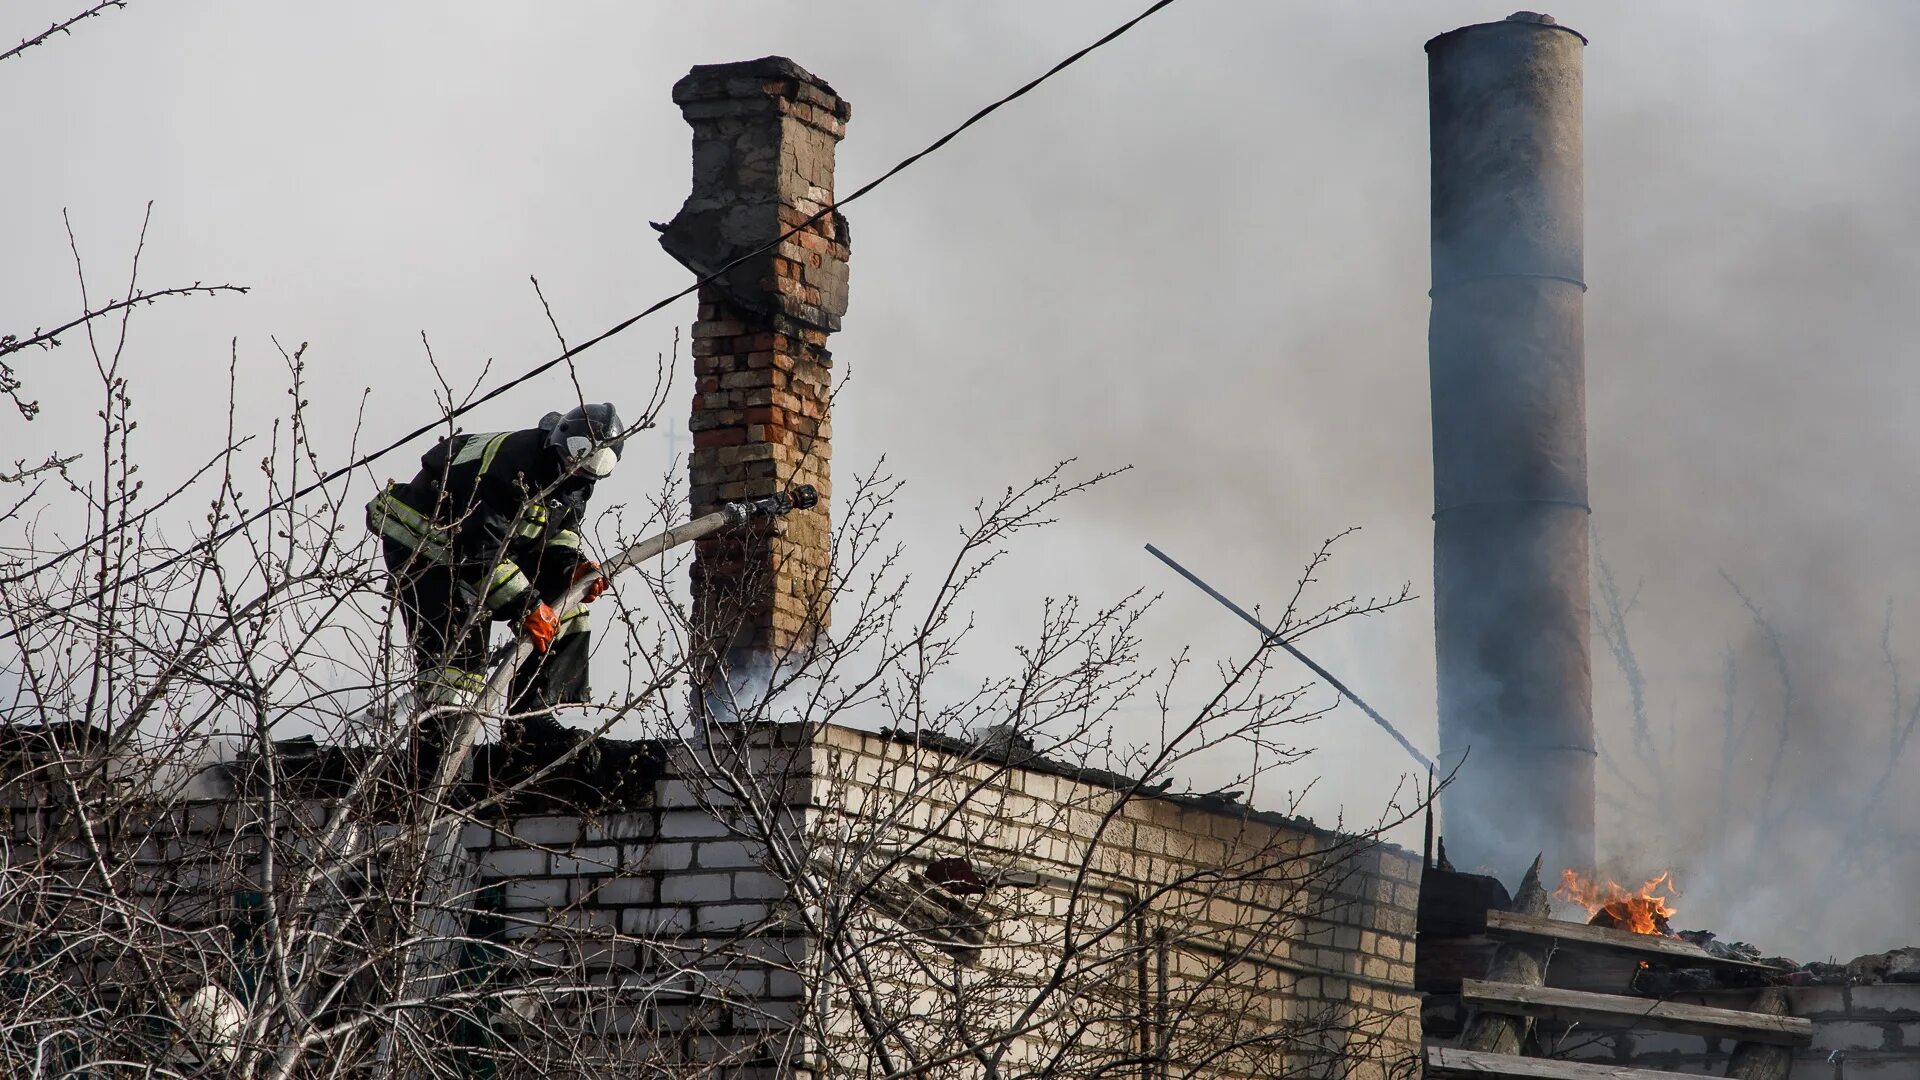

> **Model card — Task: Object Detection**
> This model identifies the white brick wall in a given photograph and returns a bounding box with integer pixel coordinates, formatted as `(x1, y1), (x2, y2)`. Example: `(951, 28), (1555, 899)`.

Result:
(2, 721), (1421, 1077)
(788, 724), (1422, 1079)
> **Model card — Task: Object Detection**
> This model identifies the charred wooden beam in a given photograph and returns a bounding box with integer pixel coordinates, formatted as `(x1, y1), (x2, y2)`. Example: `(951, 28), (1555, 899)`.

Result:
(1421, 863), (1514, 937)
(1724, 986), (1794, 1080)
(1460, 856), (1552, 1055)
(1417, 861), (1518, 995)
(1484, 911), (1787, 974)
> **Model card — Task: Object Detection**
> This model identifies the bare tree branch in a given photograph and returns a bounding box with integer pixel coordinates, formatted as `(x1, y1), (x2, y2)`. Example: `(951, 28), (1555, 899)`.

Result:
(0, 1), (130, 66)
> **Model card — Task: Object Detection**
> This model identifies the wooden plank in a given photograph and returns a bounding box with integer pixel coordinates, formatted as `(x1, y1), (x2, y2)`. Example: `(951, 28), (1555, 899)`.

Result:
(1461, 979), (1813, 1046)
(1538, 950), (1645, 995)
(1484, 910), (1786, 972)
(1418, 936), (1645, 995)
(1425, 1045), (1721, 1080)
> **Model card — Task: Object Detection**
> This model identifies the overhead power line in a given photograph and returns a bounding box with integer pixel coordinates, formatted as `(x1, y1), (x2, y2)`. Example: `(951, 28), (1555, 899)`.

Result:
(1, 0), (1185, 631)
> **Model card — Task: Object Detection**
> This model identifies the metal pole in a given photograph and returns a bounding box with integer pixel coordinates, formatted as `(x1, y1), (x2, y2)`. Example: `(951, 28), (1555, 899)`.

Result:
(1144, 544), (1434, 773)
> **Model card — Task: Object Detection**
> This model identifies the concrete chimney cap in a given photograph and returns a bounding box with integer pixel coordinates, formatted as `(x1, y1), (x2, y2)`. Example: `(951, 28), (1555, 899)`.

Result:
(1425, 15), (1587, 51)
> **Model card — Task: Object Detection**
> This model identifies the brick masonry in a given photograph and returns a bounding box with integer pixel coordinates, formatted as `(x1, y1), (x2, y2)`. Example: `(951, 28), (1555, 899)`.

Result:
(657, 56), (849, 673)
(791, 724), (1424, 1077)
(2, 724), (1424, 1077)
(443, 723), (1424, 1075)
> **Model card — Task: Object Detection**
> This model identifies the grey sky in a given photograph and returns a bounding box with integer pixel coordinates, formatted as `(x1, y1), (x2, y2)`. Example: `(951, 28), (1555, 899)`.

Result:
(6, 1), (1920, 957)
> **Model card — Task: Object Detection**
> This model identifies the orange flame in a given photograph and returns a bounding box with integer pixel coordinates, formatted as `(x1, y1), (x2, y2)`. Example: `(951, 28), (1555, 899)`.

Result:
(1556, 868), (1678, 936)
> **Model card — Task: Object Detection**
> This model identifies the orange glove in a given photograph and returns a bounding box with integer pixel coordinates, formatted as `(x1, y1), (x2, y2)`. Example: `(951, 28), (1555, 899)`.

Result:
(523, 602), (560, 653)
(571, 560), (609, 604)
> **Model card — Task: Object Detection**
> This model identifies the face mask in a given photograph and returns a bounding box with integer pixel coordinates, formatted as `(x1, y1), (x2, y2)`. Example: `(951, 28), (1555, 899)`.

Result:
(579, 447), (618, 479)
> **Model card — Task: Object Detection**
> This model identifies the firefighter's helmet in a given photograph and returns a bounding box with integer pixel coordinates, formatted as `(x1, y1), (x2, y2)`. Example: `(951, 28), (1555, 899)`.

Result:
(539, 402), (625, 479)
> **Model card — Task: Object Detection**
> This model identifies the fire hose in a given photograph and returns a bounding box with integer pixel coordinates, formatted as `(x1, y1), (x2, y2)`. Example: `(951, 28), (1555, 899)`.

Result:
(429, 482), (818, 795)
(190, 486), (821, 1072)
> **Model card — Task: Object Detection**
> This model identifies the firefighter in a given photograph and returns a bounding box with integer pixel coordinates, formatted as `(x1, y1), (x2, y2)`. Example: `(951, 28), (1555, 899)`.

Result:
(366, 403), (623, 768)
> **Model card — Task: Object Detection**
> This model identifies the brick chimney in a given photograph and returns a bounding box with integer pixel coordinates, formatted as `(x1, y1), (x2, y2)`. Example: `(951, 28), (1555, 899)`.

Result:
(657, 57), (849, 694)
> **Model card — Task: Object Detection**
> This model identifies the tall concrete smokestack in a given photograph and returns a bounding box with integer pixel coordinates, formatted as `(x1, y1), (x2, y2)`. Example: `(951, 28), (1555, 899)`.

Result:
(1427, 12), (1593, 875)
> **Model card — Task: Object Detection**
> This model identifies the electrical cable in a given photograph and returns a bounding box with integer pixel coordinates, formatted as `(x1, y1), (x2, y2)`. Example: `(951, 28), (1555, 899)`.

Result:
(0, 0), (1185, 635)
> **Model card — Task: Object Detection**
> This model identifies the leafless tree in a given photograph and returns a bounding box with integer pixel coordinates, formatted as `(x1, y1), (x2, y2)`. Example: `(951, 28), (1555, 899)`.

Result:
(1, 11), (1428, 1068)
(0, 258), (1428, 1078)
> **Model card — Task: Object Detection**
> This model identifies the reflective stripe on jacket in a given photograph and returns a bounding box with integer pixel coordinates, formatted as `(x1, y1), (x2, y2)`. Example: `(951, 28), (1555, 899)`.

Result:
(483, 560), (531, 612)
(367, 483), (451, 562)
(418, 665), (487, 706)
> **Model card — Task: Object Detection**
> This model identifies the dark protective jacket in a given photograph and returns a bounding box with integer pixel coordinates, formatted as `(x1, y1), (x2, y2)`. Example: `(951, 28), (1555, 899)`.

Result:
(367, 428), (594, 619)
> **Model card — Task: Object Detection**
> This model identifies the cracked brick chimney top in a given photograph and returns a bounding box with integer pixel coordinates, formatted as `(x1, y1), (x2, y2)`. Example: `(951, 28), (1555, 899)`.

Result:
(658, 56), (848, 688)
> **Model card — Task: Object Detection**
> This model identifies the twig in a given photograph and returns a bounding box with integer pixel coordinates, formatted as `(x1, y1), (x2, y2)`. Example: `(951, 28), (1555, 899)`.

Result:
(1, 283), (247, 361)
(0, 1), (129, 66)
